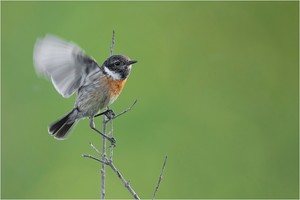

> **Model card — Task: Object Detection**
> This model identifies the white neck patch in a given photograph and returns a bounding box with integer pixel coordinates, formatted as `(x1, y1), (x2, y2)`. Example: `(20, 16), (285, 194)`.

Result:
(104, 66), (121, 80)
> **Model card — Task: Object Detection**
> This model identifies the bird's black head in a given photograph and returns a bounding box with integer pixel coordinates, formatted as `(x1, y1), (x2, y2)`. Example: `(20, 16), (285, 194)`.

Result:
(102, 55), (137, 80)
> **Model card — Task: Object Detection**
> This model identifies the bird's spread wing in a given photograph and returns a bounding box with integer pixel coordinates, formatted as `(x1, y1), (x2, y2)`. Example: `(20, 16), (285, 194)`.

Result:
(33, 35), (101, 98)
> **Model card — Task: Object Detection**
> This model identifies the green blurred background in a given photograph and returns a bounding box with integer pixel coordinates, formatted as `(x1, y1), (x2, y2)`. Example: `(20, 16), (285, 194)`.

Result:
(1, 1), (299, 199)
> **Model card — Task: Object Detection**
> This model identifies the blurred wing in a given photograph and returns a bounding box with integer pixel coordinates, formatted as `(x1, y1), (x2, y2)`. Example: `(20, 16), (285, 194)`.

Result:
(33, 35), (100, 98)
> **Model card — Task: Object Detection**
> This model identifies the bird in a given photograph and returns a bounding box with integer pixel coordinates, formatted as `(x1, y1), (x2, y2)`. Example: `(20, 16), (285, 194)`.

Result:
(33, 35), (137, 144)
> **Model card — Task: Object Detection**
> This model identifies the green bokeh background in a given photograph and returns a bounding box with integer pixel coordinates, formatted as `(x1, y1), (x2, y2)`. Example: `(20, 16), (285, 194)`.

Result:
(1, 1), (299, 199)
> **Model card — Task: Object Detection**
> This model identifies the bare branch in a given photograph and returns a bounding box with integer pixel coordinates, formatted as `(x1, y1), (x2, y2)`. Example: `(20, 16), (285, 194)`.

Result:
(95, 99), (137, 121)
(110, 30), (115, 56)
(107, 161), (141, 200)
(92, 100), (141, 199)
(108, 120), (114, 161)
(82, 154), (107, 164)
(101, 29), (114, 199)
(90, 142), (103, 156)
(101, 115), (107, 199)
(111, 99), (138, 121)
(152, 156), (168, 200)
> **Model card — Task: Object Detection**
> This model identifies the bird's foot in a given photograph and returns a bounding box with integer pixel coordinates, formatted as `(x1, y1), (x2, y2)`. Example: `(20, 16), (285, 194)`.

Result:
(104, 109), (115, 120)
(94, 109), (115, 119)
(109, 137), (116, 147)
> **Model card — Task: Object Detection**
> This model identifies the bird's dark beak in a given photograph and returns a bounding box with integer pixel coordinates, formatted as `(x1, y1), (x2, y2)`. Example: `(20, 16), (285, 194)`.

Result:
(128, 60), (138, 65)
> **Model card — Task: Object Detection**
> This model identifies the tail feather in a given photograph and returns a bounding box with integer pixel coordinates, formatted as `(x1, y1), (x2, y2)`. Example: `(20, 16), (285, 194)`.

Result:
(54, 122), (75, 139)
(48, 109), (77, 139)
(48, 113), (71, 134)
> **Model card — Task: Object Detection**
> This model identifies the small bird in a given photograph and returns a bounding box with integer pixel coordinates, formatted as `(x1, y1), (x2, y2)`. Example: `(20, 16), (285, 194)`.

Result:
(33, 35), (137, 143)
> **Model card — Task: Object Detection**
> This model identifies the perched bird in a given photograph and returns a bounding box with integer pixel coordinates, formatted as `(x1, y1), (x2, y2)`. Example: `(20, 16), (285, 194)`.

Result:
(33, 35), (137, 143)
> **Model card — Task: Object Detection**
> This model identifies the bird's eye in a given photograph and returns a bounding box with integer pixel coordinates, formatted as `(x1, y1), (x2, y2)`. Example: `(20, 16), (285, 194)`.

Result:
(114, 61), (121, 66)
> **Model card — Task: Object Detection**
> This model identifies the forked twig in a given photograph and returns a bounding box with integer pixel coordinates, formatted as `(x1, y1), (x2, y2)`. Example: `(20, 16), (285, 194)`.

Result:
(83, 99), (139, 199)
(83, 155), (141, 200)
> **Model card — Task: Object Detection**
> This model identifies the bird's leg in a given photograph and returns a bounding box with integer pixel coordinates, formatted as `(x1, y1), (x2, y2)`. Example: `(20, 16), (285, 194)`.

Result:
(89, 117), (116, 145)
(94, 109), (115, 120)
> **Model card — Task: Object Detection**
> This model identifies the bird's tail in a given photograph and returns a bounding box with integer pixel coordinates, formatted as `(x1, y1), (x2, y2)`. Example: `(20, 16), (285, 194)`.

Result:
(48, 109), (78, 140)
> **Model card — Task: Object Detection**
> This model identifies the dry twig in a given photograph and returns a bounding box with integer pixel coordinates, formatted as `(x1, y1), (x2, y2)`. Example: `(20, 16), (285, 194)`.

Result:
(100, 29), (115, 199)
(109, 99), (138, 121)
(152, 156), (168, 200)
(83, 100), (139, 199)
(110, 30), (115, 56)
(101, 115), (107, 199)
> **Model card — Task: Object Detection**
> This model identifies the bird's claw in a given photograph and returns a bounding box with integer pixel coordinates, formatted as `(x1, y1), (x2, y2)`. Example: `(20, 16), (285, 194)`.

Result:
(105, 109), (115, 120)
(109, 137), (116, 147)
